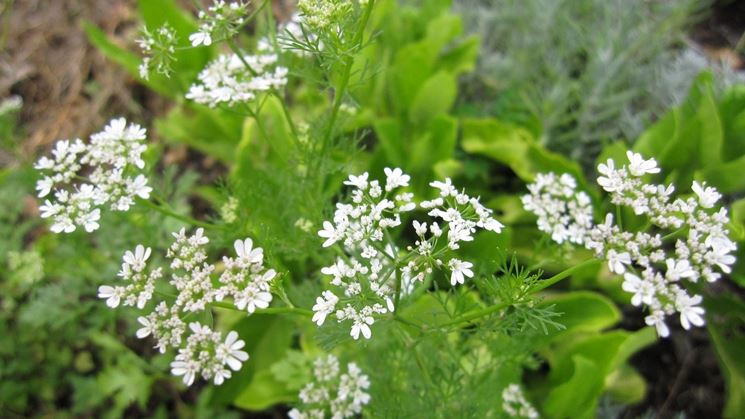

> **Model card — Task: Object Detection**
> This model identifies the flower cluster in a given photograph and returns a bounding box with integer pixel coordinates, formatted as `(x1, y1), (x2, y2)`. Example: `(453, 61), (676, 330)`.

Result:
(186, 53), (288, 108)
(521, 172), (593, 245)
(297, 0), (353, 30)
(523, 151), (737, 337)
(97, 228), (277, 385)
(288, 355), (371, 419)
(35, 118), (152, 233)
(189, 1), (249, 47)
(502, 384), (539, 419)
(313, 168), (503, 340)
(136, 24), (178, 80)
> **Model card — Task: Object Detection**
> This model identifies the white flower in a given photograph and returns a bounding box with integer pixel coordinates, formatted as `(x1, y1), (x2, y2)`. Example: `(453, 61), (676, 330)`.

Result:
(383, 167), (410, 191)
(350, 316), (373, 340)
(218, 330), (249, 371)
(692, 181), (721, 208)
(626, 151), (660, 176)
(621, 273), (653, 306)
(606, 249), (631, 274)
(318, 221), (340, 247)
(413, 220), (427, 236)
(312, 290), (338, 326)
(448, 259), (474, 286)
(597, 159), (621, 192)
(344, 172), (369, 190)
(189, 31), (212, 46)
(234, 238), (263, 264)
(665, 259), (696, 281)
(234, 286), (272, 313)
(97, 285), (121, 308)
(676, 294), (705, 330)
(645, 310), (670, 337)
(430, 178), (456, 197)
(123, 245), (151, 271)
(186, 53), (288, 108)
(35, 118), (151, 233)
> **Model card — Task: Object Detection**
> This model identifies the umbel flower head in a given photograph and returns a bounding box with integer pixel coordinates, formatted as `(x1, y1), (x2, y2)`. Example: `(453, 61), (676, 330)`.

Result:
(502, 384), (539, 419)
(522, 150), (737, 337)
(186, 52), (288, 108)
(288, 355), (371, 419)
(35, 118), (152, 233)
(313, 168), (503, 341)
(98, 229), (277, 386)
(188, 0), (249, 47)
(136, 24), (178, 80)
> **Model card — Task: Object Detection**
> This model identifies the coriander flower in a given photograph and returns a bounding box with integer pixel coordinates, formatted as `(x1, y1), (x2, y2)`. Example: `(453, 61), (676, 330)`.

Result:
(448, 259), (474, 286)
(186, 53), (288, 108)
(290, 355), (371, 419)
(189, 1), (248, 47)
(692, 181), (721, 208)
(626, 150), (660, 176)
(313, 170), (502, 341)
(502, 384), (539, 419)
(98, 244), (162, 309)
(383, 167), (410, 191)
(137, 24), (178, 79)
(101, 229), (279, 385)
(312, 290), (339, 326)
(35, 118), (152, 233)
(189, 31), (212, 46)
(523, 150), (737, 338)
(171, 322), (248, 386)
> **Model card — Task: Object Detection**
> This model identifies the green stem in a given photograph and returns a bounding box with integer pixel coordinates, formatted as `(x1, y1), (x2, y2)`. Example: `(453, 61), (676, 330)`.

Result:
(313, 0), (375, 179)
(430, 258), (601, 329)
(139, 198), (217, 230)
(226, 38), (258, 76)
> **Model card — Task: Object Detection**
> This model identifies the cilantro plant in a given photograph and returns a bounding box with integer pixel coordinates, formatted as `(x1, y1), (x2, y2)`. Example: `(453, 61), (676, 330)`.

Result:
(13, 0), (745, 417)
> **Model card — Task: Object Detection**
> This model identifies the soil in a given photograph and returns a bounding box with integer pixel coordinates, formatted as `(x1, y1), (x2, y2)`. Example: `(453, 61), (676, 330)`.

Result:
(2, 0), (744, 417)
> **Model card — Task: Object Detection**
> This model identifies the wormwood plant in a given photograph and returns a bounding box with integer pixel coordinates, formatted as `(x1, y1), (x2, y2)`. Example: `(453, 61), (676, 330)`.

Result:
(455, 0), (726, 165)
(30, 0), (741, 417)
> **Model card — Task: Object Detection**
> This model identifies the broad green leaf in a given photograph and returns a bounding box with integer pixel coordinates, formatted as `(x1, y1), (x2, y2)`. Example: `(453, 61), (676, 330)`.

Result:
(701, 154), (745, 193)
(410, 115), (458, 171)
(438, 35), (479, 75)
(155, 105), (244, 163)
(543, 355), (603, 419)
(605, 364), (647, 404)
(233, 369), (297, 411)
(373, 118), (405, 167)
(706, 295), (745, 418)
(540, 291), (620, 337)
(210, 314), (295, 407)
(461, 117), (589, 191)
(409, 71), (457, 126)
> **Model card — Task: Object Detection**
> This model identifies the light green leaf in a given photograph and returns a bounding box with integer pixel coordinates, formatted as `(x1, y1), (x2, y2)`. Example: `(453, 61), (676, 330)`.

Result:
(461, 118), (588, 190)
(540, 291), (621, 337)
(409, 71), (457, 126)
(543, 355), (603, 419)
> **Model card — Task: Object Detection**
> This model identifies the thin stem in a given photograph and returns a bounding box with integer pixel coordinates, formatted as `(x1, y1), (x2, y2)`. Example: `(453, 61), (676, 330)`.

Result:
(530, 258), (600, 293)
(139, 197), (217, 230)
(429, 258), (601, 329)
(226, 38), (258, 76)
(312, 0), (375, 179)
